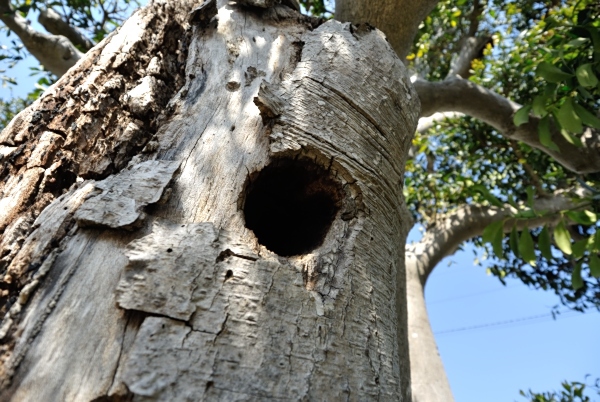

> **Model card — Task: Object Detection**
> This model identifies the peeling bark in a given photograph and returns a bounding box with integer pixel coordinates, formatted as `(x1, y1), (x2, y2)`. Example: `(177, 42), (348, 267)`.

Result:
(0, 1), (419, 400)
(0, 0), (192, 298)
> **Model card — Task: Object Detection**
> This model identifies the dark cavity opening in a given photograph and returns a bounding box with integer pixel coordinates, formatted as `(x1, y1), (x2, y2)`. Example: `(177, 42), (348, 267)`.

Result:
(243, 158), (343, 257)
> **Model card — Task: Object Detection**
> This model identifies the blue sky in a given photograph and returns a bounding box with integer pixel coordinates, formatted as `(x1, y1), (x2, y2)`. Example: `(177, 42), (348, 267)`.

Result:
(2, 23), (599, 402)
(421, 231), (600, 401)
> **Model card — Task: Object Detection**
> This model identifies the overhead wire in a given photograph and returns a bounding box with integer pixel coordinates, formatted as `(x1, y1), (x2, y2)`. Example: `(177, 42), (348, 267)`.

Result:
(434, 309), (595, 336)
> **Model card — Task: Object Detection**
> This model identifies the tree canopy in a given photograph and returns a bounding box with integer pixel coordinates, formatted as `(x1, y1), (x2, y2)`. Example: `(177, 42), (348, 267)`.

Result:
(405, 0), (600, 311)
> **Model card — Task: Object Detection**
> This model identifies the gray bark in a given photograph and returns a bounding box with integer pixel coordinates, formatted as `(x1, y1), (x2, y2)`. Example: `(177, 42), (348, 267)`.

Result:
(38, 8), (95, 52)
(0, 0), (83, 76)
(335, 0), (440, 60)
(415, 78), (600, 174)
(405, 260), (454, 402)
(0, 1), (419, 400)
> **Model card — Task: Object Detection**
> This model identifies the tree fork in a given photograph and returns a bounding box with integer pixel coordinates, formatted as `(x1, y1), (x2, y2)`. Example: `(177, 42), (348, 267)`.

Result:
(0, 1), (419, 400)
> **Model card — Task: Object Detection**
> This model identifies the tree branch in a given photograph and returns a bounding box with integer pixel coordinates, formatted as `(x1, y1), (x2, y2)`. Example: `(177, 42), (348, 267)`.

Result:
(508, 139), (548, 197)
(0, 0), (83, 76)
(335, 0), (440, 59)
(446, 35), (490, 79)
(466, 0), (483, 37)
(414, 77), (600, 174)
(38, 8), (94, 51)
(417, 111), (465, 133)
(406, 191), (588, 285)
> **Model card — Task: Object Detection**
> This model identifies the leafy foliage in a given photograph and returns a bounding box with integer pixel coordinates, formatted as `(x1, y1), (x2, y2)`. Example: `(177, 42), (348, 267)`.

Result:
(520, 379), (600, 402)
(510, 1), (600, 148)
(405, 0), (600, 310)
(298, 0), (333, 17)
(0, 96), (31, 130)
(0, 37), (27, 87)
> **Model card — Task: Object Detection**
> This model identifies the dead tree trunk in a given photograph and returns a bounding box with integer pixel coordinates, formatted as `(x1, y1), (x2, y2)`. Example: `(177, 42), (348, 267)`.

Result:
(0, 1), (419, 400)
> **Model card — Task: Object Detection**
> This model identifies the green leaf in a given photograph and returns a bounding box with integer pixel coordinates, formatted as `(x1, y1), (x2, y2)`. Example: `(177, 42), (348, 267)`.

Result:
(472, 185), (504, 208)
(558, 128), (583, 147)
(587, 26), (600, 53)
(538, 226), (553, 260)
(554, 221), (572, 255)
(578, 85), (594, 100)
(483, 220), (505, 258)
(566, 37), (588, 47)
(519, 229), (536, 266)
(571, 262), (583, 290)
(513, 105), (531, 126)
(532, 95), (549, 117)
(572, 102), (600, 129)
(536, 62), (573, 83)
(590, 255), (600, 278)
(572, 239), (588, 259)
(537, 115), (559, 151)
(576, 64), (598, 88)
(526, 186), (535, 208)
(513, 209), (537, 219)
(566, 210), (597, 225)
(509, 226), (520, 258)
(556, 98), (583, 134)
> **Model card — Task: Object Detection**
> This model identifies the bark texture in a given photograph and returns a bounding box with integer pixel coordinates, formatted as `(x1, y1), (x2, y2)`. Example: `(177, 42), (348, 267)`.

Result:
(0, 1), (419, 400)
(335, 0), (440, 59)
(404, 260), (453, 402)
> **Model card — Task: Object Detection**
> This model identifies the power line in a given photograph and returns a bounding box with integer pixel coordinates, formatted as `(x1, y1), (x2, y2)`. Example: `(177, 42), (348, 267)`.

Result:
(434, 310), (594, 336)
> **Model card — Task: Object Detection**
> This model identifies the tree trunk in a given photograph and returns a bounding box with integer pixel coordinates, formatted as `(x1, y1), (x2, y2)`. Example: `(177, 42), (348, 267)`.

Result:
(406, 255), (454, 402)
(0, 1), (419, 400)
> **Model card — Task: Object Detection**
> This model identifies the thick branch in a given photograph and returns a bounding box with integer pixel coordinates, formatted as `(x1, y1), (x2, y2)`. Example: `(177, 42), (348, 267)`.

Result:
(38, 8), (94, 51)
(0, 0), (82, 76)
(335, 0), (440, 59)
(417, 111), (464, 133)
(406, 192), (587, 285)
(414, 78), (600, 174)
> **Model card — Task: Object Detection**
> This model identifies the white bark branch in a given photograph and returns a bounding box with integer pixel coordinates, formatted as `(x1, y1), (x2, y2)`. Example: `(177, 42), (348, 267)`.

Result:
(0, 0), (83, 76)
(406, 259), (455, 402)
(38, 8), (95, 51)
(414, 77), (600, 174)
(417, 111), (464, 133)
(406, 192), (588, 285)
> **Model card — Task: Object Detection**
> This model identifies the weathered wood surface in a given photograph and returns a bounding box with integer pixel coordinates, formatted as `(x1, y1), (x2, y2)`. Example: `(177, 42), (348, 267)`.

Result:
(0, 1), (419, 400)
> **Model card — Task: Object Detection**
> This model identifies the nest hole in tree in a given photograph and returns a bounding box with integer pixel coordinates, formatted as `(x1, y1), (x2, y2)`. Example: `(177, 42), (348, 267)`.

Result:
(243, 157), (343, 257)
